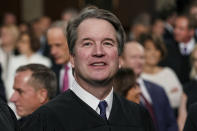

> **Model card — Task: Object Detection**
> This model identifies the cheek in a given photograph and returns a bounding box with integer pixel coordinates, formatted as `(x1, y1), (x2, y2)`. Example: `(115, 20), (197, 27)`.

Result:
(194, 62), (197, 68)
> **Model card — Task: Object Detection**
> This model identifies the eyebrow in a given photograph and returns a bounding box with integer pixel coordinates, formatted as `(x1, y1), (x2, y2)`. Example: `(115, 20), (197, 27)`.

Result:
(81, 38), (117, 43)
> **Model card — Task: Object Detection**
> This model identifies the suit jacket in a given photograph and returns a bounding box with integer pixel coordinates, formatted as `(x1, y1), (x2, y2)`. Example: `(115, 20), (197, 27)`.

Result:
(183, 103), (197, 131)
(160, 41), (193, 84)
(163, 27), (174, 45)
(51, 63), (74, 95)
(0, 98), (18, 131)
(21, 89), (154, 131)
(143, 80), (178, 131)
(51, 63), (62, 94)
(0, 64), (6, 102)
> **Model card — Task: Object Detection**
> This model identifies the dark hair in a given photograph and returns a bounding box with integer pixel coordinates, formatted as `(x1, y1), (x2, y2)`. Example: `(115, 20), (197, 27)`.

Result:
(113, 68), (137, 97)
(66, 6), (126, 56)
(18, 31), (40, 52)
(138, 33), (167, 60)
(16, 64), (57, 99)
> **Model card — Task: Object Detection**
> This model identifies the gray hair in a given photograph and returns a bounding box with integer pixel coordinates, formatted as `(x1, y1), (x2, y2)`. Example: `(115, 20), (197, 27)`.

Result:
(66, 6), (126, 56)
(47, 20), (68, 36)
(16, 64), (57, 100)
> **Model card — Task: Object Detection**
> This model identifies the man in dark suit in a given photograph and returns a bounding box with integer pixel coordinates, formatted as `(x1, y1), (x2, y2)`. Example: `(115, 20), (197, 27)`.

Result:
(21, 6), (154, 131)
(0, 98), (18, 131)
(183, 103), (197, 131)
(47, 21), (74, 94)
(10, 64), (57, 126)
(160, 15), (197, 84)
(0, 64), (6, 102)
(120, 41), (178, 131)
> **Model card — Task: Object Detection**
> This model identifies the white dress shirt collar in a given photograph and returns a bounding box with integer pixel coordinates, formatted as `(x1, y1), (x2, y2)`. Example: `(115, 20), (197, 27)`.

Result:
(179, 38), (195, 55)
(137, 77), (152, 103)
(70, 79), (113, 119)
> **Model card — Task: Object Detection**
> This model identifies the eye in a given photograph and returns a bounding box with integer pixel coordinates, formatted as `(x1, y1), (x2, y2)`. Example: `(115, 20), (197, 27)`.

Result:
(103, 41), (114, 47)
(16, 89), (23, 95)
(83, 42), (92, 47)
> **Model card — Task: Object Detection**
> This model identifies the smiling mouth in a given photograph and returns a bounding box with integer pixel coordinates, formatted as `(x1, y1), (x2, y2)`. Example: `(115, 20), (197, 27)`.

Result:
(90, 62), (106, 66)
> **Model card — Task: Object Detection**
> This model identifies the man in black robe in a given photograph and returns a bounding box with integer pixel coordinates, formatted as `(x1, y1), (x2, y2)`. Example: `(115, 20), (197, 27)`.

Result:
(21, 6), (154, 131)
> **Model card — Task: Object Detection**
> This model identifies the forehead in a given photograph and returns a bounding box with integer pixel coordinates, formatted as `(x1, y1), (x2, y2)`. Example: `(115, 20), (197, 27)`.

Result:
(176, 17), (188, 26)
(15, 70), (32, 83)
(47, 28), (66, 43)
(124, 43), (144, 55)
(77, 18), (117, 40)
(47, 28), (65, 39)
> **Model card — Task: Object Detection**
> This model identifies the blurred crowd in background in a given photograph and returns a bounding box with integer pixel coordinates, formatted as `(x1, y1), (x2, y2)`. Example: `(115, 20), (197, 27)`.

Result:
(1, 1), (197, 131)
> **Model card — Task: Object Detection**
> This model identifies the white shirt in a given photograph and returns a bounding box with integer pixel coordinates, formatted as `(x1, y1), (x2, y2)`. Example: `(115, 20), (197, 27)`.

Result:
(137, 77), (152, 103)
(179, 38), (195, 55)
(70, 79), (113, 119)
(59, 62), (74, 91)
(141, 67), (182, 108)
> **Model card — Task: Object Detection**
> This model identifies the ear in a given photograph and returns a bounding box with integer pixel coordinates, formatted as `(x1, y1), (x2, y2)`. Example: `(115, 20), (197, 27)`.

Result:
(70, 54), (75, 68)
(37, 88), (48, 104)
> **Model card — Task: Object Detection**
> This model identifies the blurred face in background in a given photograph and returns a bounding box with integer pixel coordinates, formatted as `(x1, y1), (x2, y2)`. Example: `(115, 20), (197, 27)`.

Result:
(17, 34), (32, 55)
(152, 19), (164, 37)
(1, 25), (19, 46)
(144, 40), (161, 66)
(174, 17), (194, 43)
(120, 42), (145, 77)
(3, 13), (16, 25)
(190, 6), (197, 20)
(47, 27), (70, 65)
(39, 16), (51, 33)
(126, 84), (141, 104)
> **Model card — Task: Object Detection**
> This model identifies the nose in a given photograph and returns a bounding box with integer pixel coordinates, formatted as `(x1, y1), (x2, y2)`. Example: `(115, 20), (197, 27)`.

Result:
(10, 92), (18, 103)
(92, 44), (105, 57)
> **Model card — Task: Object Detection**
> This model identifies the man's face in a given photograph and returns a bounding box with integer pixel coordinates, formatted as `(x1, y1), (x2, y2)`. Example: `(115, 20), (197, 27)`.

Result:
(10, 70), (42, 117)
(174, 17), (193, 43)
(70, 18), (119, 86)
(47, 28), (70, 65)
(120, 42), (145, 76)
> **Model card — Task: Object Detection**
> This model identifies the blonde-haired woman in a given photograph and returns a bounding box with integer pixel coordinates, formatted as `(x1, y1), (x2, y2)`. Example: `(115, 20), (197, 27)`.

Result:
(178, 45), (197, 131)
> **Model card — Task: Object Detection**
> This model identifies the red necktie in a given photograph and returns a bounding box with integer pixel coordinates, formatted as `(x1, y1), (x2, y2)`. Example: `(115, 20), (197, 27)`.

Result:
(141, 94), (158, 130)
(62, 65), (69, 92)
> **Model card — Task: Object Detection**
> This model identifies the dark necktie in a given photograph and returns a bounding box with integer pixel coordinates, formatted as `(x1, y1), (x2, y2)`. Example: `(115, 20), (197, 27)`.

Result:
(141, 94), (158, 130)
(98, 100), (108, 120)
(183, 47), (187, 55)
(62, 65), (69, 92)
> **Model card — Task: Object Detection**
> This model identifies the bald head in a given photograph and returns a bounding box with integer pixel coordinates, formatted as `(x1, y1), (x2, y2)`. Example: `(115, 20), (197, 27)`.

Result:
(120, 41), (145, 77)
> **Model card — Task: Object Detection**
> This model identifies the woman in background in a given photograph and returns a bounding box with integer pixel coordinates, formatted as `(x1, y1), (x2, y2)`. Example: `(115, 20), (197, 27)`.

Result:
(139, 34), (182, 116)
(113, 68), (141, 104)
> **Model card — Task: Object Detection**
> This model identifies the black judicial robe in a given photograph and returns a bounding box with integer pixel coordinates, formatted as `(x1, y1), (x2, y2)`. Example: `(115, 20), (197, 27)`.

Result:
(21, 90), (154, 131)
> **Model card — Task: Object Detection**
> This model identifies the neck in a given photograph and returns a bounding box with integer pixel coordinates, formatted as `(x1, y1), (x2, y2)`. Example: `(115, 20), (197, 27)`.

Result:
(1, 44), (14, 53)
(144, 64), (160, 74)
(75, 76), (112, 100)
(25, 50), (33, 58)
(182, 37), (193, 44)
